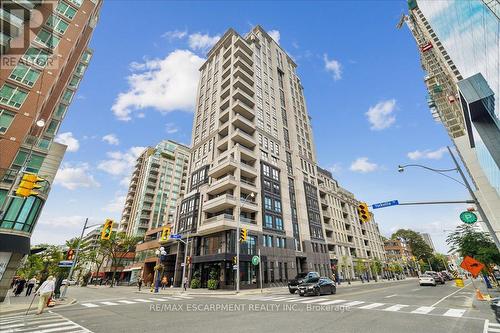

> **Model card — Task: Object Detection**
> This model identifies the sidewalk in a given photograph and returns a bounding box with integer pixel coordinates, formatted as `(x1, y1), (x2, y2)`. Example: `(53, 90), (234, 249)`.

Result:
(0, 290), (76, 315)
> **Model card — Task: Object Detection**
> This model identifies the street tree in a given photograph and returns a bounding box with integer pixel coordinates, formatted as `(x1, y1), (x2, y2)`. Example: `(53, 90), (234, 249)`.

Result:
(391, 229), (433, 260)
(100, 232), (141, 287)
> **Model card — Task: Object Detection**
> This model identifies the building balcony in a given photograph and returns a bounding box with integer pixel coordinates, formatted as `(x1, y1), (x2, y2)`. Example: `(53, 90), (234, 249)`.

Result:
(208, 156), (238, 178)
(233, 88), (254, 109)
(320, 197), (328, 207)
(232, 128), (256, 148)
(220, 100), (230, 119)
(234, 37), (253, 59)
(240, 198), (259, 212)
(233, 76), (253, 97)
(0, 8), (23, 39)
(233, 99), (254, 120)
(207, 175), (237, 195)
(203, 194), (237, 213)
(222, 66), (231, 80)
(198, 214), (235, 235)
(216, 135), (229, 153)
(322, 210), (331, 220)
(240, 160), (257, 177)
(234, 53), (254, 76)
(236, 144), (256, 161)
(240, 178), (257, 192)
(233, 66), (254, 86)
(221, 75), (231, 90)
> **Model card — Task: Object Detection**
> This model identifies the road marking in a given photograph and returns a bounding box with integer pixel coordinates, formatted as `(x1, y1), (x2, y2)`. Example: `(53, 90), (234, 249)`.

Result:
(359, 303), (385, 309)
(285, 298), (310, 302)
(384, 294), (397, 298)
(0, 312), (93, 333)
(483, 320), (489, 333)
(411, 306), (435, 314)
(300, 298), (330, 304)
(384, 304), (409, 312)
(117, 300), (136, 304)
(342, 301), (365, 307)
(411, 288), (420, 291)
(149, 298), (166, 301)
(134, 298), (153, 303)
(442, 308), (466, 317)
(489, 328), (500, 333)
(100, 301), (118, 306)
(431, 281), (472, 307)
(317, 299), (347, 305)
(174, 295), (193, 299)
(490, 323), (500, 328)
(81, 303), (99, 307)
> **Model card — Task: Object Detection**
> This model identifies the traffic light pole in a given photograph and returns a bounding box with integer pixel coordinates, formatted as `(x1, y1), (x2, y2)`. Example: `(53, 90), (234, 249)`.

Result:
(61, 218), (88, 299)
(180, 235), (190, 291)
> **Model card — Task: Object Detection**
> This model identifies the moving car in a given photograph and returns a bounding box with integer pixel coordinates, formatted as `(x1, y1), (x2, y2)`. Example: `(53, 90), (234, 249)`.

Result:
(62, 279), (77, 286)
(419, 274), (436, 286)
(440, 271), (453, 281)
(491, 297), (500, 322)
(425, 271), (445, 284)
(288, 271), (319, 294)
(297, 277), (336, 296)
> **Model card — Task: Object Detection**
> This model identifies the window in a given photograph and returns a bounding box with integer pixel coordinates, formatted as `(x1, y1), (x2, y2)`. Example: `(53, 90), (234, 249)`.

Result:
(0, 84), (28, 109)
(61, 89), (74, 104)
(68, 0), (83, 7)
(35, 29), (60, 49)
(22, 48), (50, 67)
(68, 75), (81, 89)
(53, 104), (67, 119)
(9, 64), (40, 87)
(56, 1), (77, 20)
(275, 217), (283, 230)
(45, 14), (69, 35)
(274, 200), (281, 213)
(271, 169), (279, 181)
(263, 164), (270, 177)
(264, 235), (273, 247)
(264, 196), (272, 210)
(45, 119), (60, 135)
(11, 151), (45, 173)
(265, 214), (273, 228)
(0, 109), (15, 133)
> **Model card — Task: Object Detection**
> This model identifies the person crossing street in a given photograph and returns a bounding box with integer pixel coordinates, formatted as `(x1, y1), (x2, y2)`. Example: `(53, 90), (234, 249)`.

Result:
(36, 276), (55, 315)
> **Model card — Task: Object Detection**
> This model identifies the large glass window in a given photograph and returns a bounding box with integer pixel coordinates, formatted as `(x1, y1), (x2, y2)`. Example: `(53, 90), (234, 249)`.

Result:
(22, 48), (50, 67)
(45, 119), (60, 135)
(45, 14), (69, 35)
(61, 89), (74, 104)
(11, 151), (45, 173)
(0, 109), (15, 134)
(275, 217), (283, 230)
(34, 29), (61, 49)
(0, 196), (43, 232)
(56, 1), (77, 20)
(68, 75), (81, 90)
(9, 64), (41, 87)
(264, 214), (273, 228)
(264, 196), (272, 210)
(0, 84), (28, 109)
(53, 104), (67, 119)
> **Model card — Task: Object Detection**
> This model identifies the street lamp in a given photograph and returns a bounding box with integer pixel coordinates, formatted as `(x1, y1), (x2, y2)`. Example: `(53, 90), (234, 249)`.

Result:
(398, 146), (500, 252)
(153, 247), (167, 293)
(236, 192), (255, 294)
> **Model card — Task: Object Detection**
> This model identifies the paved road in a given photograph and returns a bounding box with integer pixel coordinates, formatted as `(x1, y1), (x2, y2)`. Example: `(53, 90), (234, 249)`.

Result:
(1, 279), (497, 333)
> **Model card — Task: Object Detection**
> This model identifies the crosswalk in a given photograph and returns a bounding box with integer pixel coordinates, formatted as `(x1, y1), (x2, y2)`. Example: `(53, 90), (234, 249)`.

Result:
(237, 295), (470, 318)
(80, 295), (193, 308)
(484, 320), (500, 333)
(0, 312), (92, 333)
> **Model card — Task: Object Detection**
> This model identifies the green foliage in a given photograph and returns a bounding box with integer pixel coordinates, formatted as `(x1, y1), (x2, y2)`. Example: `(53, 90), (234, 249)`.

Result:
(391, 229), (433, 260)
(354, 261), (365, 274)
(207, 279), (218, 290)
(446, 225), (500, 267)
(371, 259), (382, 274)
(190, 278), (201, 289)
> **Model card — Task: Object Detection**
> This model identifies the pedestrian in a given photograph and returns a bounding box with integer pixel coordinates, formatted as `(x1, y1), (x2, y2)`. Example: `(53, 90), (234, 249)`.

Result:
(36, 276), (55, 315)
(183, 276), (188, 291)
(25, 277), (36, 296)
(14, 276), (26, 296)
(161, 276), (168, 290)
(137, 277), (143, 291)
(170, 277), (174, 288)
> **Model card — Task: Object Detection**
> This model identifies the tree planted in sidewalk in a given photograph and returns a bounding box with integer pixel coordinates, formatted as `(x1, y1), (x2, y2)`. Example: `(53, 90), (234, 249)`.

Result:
(391, 229), (433, 260)
(100, 232), (141, 287)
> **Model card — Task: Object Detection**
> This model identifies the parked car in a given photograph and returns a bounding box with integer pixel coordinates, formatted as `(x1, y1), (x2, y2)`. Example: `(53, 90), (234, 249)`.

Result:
(297, 277), (336, 296)
(424, 271), (445, 284)
(419, 274), (436, 286)
(288, 272), (319, 294)
(62, 279), (77, 286)
(491, 297), (500, 322)
(440, 271), (453, 281)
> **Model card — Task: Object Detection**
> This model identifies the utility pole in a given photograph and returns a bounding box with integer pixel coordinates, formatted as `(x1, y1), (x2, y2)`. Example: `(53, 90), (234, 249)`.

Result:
(61, 218), (88, 299)
(258, 248), (263, 293)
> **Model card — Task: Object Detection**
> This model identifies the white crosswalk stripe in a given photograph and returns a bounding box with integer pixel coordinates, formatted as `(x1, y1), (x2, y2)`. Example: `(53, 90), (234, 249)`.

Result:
(100, 301), (118, 306)
(117, 300), (136, 304)
(342, 301), (365, 307)
(442, 308), (466, 318)
(300, 298), (329, 304)
(411, 306), (435, 314)
(81, 303), (99, 308)
(487, 321), (500, 333)
(0, 312), (92, 333)
(317, 299), (347, 305)
(79, 295), (195, 308)
(383, 304), (409, 312)
(358, 303), (385, 309)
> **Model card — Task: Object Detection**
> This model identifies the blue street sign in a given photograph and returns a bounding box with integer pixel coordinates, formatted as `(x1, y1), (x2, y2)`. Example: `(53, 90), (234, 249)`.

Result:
(372, 200), (399, 209)
(58, 260), (73, 267)
(170, 234), (182, 239)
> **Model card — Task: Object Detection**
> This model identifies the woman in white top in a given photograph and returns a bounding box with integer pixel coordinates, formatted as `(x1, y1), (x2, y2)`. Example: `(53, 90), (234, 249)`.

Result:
(36, 276), (55, 315)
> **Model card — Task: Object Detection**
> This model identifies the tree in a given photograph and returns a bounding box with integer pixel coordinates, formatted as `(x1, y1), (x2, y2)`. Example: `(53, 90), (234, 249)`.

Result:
(100, 232), (141, 287)
(446, 224), (500, 267)
(354, 260), (365, 278)
(430, 253), (448, 271)
(391, 229), (433, 260)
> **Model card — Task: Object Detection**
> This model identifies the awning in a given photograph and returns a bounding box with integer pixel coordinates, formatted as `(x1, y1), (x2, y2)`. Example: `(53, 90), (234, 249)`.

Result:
(123, 267), (142, 272)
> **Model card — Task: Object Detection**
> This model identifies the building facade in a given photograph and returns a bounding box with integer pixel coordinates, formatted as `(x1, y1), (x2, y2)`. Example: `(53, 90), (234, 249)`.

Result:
(119, 140), (190, 238)
(384, 238), (415, 276)
(419, 232), (435, 252)
(403, 0), (500, 241)
(0, 0), (101, 301)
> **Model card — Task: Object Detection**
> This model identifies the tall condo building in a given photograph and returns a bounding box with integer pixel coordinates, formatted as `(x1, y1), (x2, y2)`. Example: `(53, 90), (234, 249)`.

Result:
(0, 0), (101, 301)
(419, 232), (435, 253)
(403, 0), (499, 241)
(120, 140), (190, 238)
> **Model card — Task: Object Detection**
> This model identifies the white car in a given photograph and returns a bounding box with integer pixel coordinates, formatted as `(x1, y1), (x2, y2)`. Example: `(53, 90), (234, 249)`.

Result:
(419, 274), (436, 286)
(62, 279), (77, 286)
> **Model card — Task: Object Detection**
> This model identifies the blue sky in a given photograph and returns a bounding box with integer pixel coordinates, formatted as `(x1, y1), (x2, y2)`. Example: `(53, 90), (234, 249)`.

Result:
(32, 0), (473, 253)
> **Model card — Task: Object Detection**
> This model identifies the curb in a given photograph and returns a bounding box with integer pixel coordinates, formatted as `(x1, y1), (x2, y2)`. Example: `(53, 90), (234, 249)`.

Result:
(0, 298), (77, 316)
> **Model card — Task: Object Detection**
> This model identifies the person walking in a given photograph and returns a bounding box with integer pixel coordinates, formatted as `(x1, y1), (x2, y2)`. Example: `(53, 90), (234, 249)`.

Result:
(137, 277), (143, 291)
(36, 276), (55, 315)
(25, 277), (36, 296)
(14, 277), (26, 296)
(161, 276), (168, 290)
(183, 276), (188, 291)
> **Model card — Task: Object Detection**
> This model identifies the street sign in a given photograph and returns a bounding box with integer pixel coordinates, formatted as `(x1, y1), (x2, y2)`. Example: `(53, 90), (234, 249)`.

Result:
(58, 260), (73, 267)
(251, 255), (260, 266)
(372, 200), (399, 209)
(232, 265), (238, 270)
(460, 211), (477, 224)
(181, 263), (185, 267)
(170, 234), (182, 239)
(460, 256), (484, 278)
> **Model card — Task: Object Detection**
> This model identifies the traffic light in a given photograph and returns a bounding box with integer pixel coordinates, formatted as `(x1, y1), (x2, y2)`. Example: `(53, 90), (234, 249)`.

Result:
(239, 228), (248, 242)
(101, 219), (113, 240)
(161, 226), (171, 241)
(186, 256), (192, 265)
(232, 256), (237, 265)
(15, 173), (44, 198)
(357, 202), (371, 223)
(66, 249), (75, 261)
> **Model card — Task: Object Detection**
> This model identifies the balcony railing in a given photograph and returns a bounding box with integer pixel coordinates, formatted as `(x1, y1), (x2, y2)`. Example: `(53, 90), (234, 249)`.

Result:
(204, 213), (234, 224)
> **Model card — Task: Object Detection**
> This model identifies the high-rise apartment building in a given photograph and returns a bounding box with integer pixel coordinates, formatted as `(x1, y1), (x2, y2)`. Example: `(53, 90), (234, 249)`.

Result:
(403, 0), (499, 241)
(0, 0), (101, 301)
(419, 232), (435, 252)
(317, 167), (386, 281)
(120, 140), (190, 238)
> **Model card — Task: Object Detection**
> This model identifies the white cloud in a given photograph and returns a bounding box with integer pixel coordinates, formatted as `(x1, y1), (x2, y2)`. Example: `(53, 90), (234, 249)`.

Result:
(102, 134), (120, 146)
(350, 157), (378, 173)
(188, 33), (221, 51)
(268, 30), (280, 44)
(97, 146), (146, 176)
(366, 99), (397, 130)
(37, 215), (90, 228)
(328, 163), (342, 174)
(103, 194), (126, 213)
(55, 132), (79, 152)
(323, 54), (342, 81)
(162, 29), (188, 40)
(54, 163), (100, 190)
(407, 147), (448, 160)
(111, 50), (205, 121)
(165, 122), (179, 134)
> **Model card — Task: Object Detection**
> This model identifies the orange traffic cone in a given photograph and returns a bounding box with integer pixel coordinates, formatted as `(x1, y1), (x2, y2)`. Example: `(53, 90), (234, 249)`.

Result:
(476, 289), (485, 301)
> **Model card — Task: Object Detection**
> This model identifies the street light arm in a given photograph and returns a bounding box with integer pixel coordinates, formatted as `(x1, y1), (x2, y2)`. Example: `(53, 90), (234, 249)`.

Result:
(398, 164), (457, 173)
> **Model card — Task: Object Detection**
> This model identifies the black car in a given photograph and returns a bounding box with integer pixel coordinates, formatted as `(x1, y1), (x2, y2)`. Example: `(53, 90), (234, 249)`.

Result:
(297, 277), (336, 296)
(491, 297), (500, 322)
(288, 272), (319, 294)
